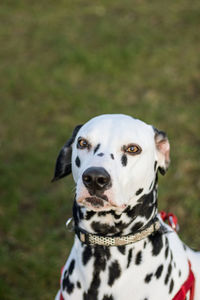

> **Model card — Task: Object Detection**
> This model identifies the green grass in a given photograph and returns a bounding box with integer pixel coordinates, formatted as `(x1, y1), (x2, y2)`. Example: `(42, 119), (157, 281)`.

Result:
(1, 0), (200, 299)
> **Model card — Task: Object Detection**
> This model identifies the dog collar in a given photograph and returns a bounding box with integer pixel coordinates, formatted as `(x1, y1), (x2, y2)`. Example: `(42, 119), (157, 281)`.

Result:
(73, 219), (161, 247)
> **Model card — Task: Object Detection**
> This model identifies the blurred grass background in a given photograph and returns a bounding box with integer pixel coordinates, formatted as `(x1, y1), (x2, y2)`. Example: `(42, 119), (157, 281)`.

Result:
(0, 0), (200, 299)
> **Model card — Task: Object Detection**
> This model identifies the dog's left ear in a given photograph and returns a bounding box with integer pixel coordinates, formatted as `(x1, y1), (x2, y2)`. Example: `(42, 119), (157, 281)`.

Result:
(154, 128), (170, 175)
(51, 125), (83, 182)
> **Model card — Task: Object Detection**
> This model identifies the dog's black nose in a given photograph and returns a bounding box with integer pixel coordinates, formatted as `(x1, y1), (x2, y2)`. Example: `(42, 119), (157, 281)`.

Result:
(82, 167), (111, 193)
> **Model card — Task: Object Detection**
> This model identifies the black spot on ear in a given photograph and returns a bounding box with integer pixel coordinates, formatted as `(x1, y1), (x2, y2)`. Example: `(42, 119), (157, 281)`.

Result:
(108, 261), (121, 286)
(158, 167), (166, 175)
(135, 251), (142, 265)
(121, 154), (127, 167)
(136, 188), (143, 196)
(155, 264), (163, 279)
(110, 154), (114, 160)
(144, 273), (153, 283)
(52, 124), (83, 182)
(94, 144), (101, 154)
(75, 156), (81, 168)
(97, 152), (104, 157)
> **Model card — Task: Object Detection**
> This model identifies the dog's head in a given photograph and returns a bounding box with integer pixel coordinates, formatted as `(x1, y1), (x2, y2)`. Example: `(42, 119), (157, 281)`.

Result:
(52, 114), (170, 212)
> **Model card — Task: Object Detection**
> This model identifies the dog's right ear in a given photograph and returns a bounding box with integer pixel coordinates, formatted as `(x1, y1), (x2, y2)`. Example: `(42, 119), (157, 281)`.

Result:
(51, 125), (83, 182)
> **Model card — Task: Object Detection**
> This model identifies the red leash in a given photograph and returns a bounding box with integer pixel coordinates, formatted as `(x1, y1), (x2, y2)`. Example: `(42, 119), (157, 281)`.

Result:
(173, 260), (195, 300)
(160, 211), (195, 300)
(59, 212), (195, 300)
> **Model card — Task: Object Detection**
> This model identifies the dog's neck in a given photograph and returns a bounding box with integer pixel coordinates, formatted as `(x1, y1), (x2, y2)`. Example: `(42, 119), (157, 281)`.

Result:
(73, 176), (158, 237)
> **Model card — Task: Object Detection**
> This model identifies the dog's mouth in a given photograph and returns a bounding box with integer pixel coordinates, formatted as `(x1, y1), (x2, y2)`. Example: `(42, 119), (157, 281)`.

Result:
(85, 196), (105, 207)
(78, 195), (113, 211)
(77, 195), (126, 212)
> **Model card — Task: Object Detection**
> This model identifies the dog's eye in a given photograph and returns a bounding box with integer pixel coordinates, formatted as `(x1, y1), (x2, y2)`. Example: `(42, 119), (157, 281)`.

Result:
(125, 144), (142, 155)
(77, 138), (89, 149)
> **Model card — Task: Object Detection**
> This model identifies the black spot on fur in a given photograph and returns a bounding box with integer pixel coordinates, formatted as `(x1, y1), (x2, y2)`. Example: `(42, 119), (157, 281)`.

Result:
(82, 245), (92, 265)
(91, 221), (117, 235)
(121, 154), (128, 166)
(169, 278), (174, 293)
(118, 246), (126, 255)
(86, 211), (96, 220)
(131, 221), (144, 233)
(136, 188), (143, 196)
(98, 211), (107, 217)
(170, 250), (173, 262)
(63, 277), (74, 294)
(165, 245), (169, 259)
(63, 270), (75, 294)
(108, 260), (121, 286)
(155, 264), (163, 279)
(145, 273), (153, 283)
(164, 263), (172, 285)
(97, 152), (104, 157)
(77, 281), (81, 289)
(143, 241), (147, 249)
(148, 231), (163, 256)
(110, 210), (121, 219)
(102, 295), (114, 300)
(127, 249), (132, 268)
(75, 156), (81, 167)
(110, 154), (114, 160)
(84, 246), (110, 299)
(125, 189), (156, 221)
(94, 144), (101, 154)
(135, 251), (142, 265)
(69, 259), (75, 275)
(154, 161), (157, 171)
(178, 270), (181, 277)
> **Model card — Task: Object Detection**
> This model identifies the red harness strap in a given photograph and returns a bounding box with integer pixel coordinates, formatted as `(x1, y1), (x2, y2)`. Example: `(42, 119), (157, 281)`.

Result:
(173, 261), (195, 300)
(160, 211), (195, 300)
(60, 292), (64, 300)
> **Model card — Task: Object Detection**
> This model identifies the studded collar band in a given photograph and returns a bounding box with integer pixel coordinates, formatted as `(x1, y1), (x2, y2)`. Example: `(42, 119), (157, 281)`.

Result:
(74, 218), (161, 247)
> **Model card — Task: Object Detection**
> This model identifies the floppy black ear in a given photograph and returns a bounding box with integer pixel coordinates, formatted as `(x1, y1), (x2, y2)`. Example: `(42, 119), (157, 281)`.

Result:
(154, 127), (170, 175)
(51, 125), (83, 182)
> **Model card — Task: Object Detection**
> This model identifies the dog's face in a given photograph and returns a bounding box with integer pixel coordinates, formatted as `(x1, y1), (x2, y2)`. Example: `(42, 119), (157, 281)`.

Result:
(53, 114), (170, 212)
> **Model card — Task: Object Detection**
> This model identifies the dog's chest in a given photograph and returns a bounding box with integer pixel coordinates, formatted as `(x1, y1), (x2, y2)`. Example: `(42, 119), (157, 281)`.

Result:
(60, 231), (189, 300)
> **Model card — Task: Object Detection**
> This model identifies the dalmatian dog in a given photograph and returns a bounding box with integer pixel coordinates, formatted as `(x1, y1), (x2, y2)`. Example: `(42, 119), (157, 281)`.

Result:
(53, 114), (200, 300)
